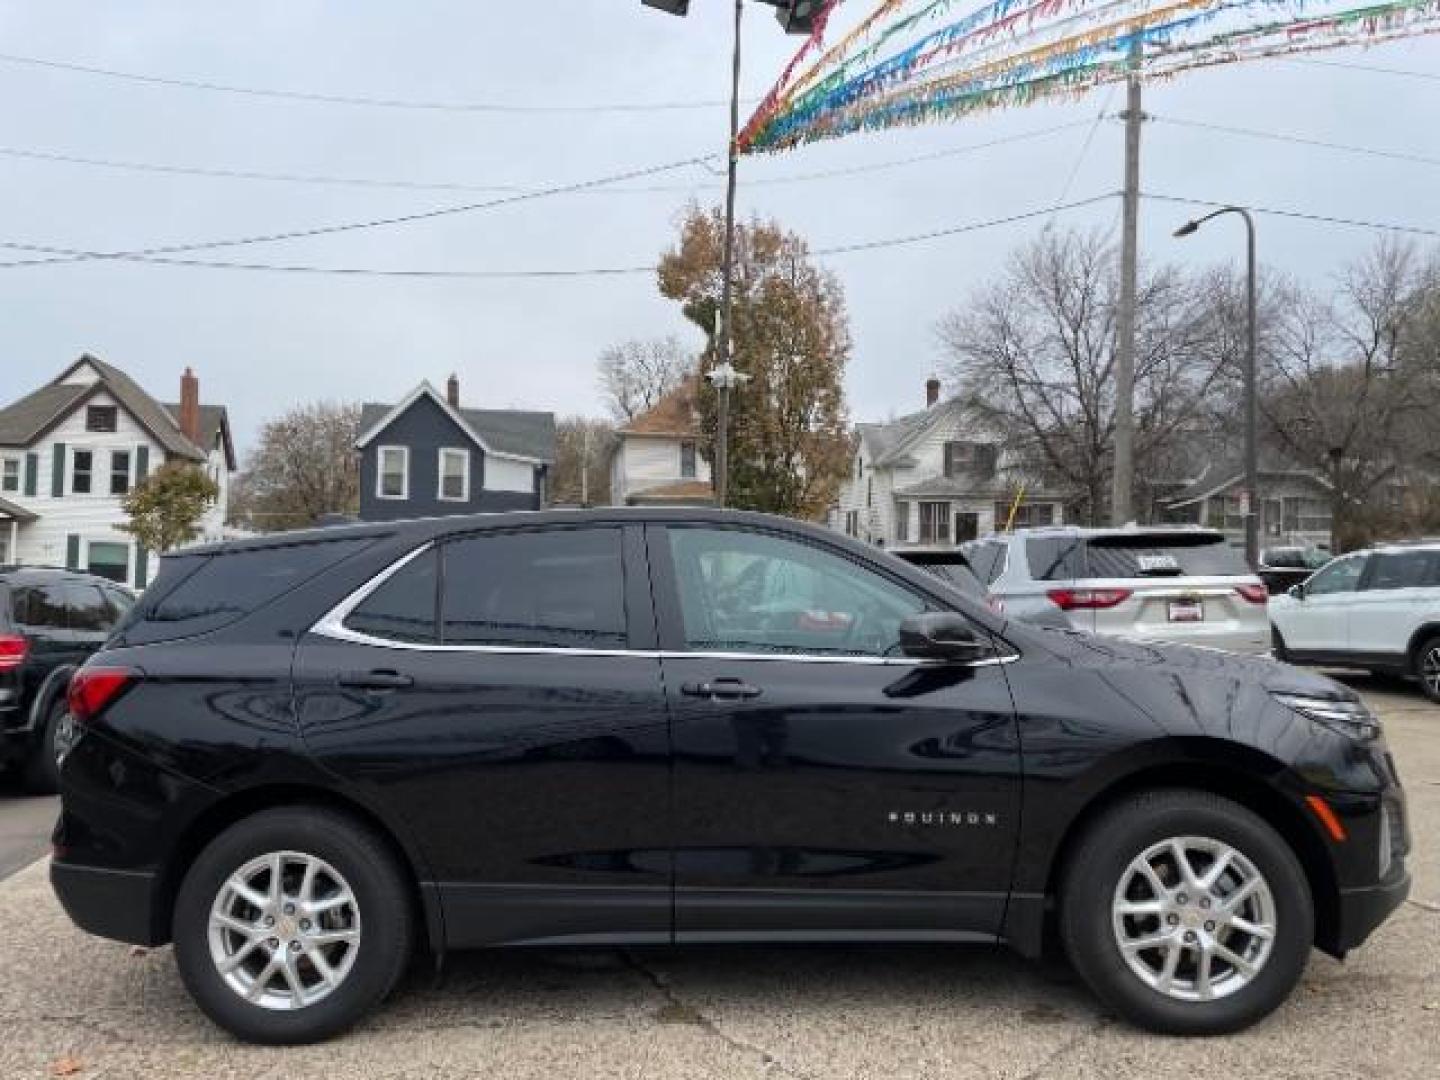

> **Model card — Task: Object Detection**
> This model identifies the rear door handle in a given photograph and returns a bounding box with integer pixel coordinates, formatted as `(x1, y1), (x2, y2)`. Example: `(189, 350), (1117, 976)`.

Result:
(338, 670), (414, 690)
(681, 678), (763, 701)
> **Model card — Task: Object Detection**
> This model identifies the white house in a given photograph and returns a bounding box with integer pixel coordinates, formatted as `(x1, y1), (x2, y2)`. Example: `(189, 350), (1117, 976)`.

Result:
(832, 379), (1067, 548)
(1159, 455), (1335, 551)
(0, 355), (235, 588)
(609, 379), (715, 506)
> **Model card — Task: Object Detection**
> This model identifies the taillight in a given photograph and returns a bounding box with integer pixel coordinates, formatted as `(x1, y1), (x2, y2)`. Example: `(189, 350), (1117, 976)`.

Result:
(1235, 584), (1269, 605)
(67, 667), (139, 724)
(0, 634), (28, 671)
(1047, 588), (1133, 611)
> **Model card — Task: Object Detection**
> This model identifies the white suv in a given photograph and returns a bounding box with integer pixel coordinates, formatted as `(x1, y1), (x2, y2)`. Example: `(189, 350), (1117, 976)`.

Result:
(963, 526), (1270, 654)
(1269, 542), (1440, 701)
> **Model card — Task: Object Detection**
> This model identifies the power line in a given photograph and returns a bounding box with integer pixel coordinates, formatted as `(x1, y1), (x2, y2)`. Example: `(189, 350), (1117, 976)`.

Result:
(0, 120), (1091, 196)
(1143, 192), (1440, 239)
(0, 50), (753, 113)
(1283, 56), (1440, 83)
(0, 193), (1123, 278)
(1151, 114), (1440, 169)
(0, 152), (721, 269)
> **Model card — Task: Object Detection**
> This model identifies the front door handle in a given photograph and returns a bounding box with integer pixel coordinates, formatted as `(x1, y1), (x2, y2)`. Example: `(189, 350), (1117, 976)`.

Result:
(338, 670), (414, 691)
(681, 678), (763, 701)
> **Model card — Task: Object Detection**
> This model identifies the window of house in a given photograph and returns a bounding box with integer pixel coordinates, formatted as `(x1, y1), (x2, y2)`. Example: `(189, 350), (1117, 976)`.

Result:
(944, 442), (997, 478)
(666, 527), (926, 657)
(844, 510), (860, 538)
(438, 448), (469, 502)
(345, 547), (440, 644)
(71, 449), (94, 494)
(440, 529), (626, 649)
(919, 502), (950, 544)
(895, 504), (909, 544)
(110, 450), (131, 496)
(86, 541), (131, 584)
(0, 456), (19, 494)
(86, 405), (118, 433)
(377, 446), (408, 499)
(680, 441), (697, 480)
(997, 502), (1055, 530)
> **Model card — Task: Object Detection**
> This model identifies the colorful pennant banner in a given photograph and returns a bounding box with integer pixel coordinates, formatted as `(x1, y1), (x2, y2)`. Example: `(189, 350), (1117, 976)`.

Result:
(741, 0), (1440, 152)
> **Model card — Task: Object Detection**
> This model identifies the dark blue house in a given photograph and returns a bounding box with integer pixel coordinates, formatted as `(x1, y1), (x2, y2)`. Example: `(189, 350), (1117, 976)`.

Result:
(355, 376), (555, 522)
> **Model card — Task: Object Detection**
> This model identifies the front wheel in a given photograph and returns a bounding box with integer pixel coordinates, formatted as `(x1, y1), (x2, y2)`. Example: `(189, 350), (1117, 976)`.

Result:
(1414, 636), (1440, 703)
(1060, 789), (1313, 1036)
(173, 807), (413, 1044)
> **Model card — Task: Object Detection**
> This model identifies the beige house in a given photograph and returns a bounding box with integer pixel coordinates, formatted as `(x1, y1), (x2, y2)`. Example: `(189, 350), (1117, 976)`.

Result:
(609, 380), (715, 506)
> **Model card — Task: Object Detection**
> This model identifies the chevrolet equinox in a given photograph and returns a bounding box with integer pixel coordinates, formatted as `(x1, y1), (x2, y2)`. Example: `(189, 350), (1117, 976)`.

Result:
(49, 509), (1410, 1043)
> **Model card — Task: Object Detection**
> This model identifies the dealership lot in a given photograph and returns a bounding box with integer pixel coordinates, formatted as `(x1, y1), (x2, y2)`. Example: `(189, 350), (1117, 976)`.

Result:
(0, 677), (1435, 1080)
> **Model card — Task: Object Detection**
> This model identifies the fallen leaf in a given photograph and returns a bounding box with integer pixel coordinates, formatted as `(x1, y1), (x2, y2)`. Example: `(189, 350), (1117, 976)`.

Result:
(129, 946), (148, 958)
(50, 1056), (84, 1077)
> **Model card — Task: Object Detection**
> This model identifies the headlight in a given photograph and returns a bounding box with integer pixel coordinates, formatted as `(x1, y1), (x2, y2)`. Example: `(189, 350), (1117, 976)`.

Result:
(1271, 692), (1382, 740)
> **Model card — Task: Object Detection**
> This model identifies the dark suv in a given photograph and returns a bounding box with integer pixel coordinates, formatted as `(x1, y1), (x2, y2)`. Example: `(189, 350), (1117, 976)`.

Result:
(1, 567), (134, 792)
(51, 510), (1409, 1044)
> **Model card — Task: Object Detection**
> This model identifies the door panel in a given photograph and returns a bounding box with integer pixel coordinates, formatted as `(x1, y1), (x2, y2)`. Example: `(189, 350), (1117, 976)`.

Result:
(294, 524), (673, 948)
(1283, 555), (1366, 653)
(650, 524), (1021, 939)
(1348, 551), (1440, 656)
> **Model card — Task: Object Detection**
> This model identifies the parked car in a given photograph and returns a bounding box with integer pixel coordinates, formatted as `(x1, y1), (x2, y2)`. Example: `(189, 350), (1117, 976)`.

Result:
(0, 566), (134, 792)
(1257, 546), (1331, 596)
(962, 526), (1270, 654)
(51, 509), (1408, 1043)
(893, 546), (1070, 629)
(1269, 541), (1440, 701)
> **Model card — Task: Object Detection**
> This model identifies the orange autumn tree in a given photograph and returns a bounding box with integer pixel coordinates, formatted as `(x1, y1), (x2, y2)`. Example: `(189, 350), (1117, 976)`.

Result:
(658, 206), (852, 520)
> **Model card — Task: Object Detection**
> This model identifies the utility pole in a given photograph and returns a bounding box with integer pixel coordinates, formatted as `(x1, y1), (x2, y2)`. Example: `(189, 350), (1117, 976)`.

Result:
(1111, 45), (1143, 527)
(580, 424), (590, 507)
(713, 0), (745, 508)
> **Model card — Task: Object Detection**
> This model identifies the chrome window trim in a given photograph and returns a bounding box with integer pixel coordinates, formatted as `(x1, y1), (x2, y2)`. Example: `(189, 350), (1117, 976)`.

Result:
(310, 540), (1019, 670)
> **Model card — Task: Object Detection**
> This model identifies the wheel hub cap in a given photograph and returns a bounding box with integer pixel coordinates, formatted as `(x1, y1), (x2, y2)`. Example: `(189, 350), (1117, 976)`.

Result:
(1112, 836), (1276, 1002)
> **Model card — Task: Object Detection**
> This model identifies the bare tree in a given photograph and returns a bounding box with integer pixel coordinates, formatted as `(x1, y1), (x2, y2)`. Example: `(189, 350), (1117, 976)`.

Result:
(939, 229), (1233, 523)
(241, 402), (361, 531)
(551, 416), (616, 507)
(597, 337), (693, 424)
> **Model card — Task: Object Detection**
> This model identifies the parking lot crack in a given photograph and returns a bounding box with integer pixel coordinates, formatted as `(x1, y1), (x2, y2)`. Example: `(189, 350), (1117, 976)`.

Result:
(1010, 1016), (1113, 1080)
(621, 951), (817, 1079)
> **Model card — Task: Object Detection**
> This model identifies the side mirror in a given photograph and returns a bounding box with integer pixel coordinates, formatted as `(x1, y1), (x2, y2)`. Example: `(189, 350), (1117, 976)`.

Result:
(899, 613), (993, 662)
(1288, 583), (1306, 601)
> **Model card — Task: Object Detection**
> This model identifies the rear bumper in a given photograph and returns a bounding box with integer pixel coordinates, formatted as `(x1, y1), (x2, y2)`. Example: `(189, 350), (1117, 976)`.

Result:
(50, 859), (166, 947)
(1333, 871), (1411, 955)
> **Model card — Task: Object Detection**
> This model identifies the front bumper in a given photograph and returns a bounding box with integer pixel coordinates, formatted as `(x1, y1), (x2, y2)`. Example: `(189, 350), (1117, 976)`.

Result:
(51, 859), (166, 947)
(1334, 871), (1411, 955)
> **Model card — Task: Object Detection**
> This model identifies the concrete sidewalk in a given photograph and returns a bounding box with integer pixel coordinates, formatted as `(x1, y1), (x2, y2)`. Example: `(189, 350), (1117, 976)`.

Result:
(1, 683), (1436, 1079)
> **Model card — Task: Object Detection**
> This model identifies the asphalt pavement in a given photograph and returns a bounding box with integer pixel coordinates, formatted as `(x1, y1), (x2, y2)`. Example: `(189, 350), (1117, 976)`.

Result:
(0, 678), (1434, 1079)
(0, 776), (56, 881)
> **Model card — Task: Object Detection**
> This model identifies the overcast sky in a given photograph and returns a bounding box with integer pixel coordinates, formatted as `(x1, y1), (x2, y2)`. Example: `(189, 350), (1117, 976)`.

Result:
(1, 2), (1436, 456)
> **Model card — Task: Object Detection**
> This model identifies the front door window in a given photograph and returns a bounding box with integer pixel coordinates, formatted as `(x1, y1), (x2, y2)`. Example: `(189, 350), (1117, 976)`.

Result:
(666, 527), (924, 657)
(1306, 556), (1366, 596)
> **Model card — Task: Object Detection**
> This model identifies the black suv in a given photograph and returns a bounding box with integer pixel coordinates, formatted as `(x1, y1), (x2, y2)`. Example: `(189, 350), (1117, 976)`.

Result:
(0, 567), (134, 792)
(51, 510), (1409, 1044)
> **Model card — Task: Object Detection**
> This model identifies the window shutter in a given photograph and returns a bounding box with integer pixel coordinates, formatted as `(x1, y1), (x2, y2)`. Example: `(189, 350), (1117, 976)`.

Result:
(52, 442), (66, 496)
(136, 445), (150, 484)
(23, 453), (37, 497)
(135, 544), (149, 589)
(66, 534), (81, 569)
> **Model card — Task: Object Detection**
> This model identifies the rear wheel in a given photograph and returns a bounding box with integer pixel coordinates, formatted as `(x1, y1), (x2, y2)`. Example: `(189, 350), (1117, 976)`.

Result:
(21, 697), (72, 795)
(1060, 789), (1312, 1036)
(1414, 636), (1440, 703)
(173, 807), (413, 1044)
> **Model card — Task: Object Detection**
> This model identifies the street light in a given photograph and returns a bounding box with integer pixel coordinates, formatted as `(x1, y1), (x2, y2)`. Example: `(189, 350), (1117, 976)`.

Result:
(708, 361), (752, 507)
(1175, 206), (1260, 568)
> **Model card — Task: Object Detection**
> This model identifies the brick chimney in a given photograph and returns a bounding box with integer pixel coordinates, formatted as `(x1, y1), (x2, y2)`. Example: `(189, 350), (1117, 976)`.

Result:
(446, 373), (461, 409)
(179, 367), (201, 444)
(926, 376), (941, 409)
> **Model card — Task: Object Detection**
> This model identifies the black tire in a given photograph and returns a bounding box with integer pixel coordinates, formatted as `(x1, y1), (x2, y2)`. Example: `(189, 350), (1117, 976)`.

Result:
(1060, 789), (1313, 1036)
(173, 807), (413, 1045)
(1270, 627), (1290, 664)
(20, 697), (68, 795)
(1413, 635), (1440, 704)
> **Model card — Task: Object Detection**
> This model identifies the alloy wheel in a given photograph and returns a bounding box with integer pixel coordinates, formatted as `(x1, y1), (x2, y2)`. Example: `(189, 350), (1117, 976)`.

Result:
(1422, 647), (1440, 699)
(207, 851), (362, 1011)
(1111, 836), (1276, 1002)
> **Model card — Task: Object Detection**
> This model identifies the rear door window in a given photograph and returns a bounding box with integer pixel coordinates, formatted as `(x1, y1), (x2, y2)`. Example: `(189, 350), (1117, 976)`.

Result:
(1081, 535), (1250, 579)
(1363, 551), (1440, 591)
(440, 529), (627, 649)
(64, 583), (113, 633)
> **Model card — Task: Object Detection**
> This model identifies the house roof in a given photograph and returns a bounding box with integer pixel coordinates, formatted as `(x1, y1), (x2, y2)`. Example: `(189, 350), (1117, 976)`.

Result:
(0, 494), (38, 522)
(620, 379), (700, 438)
(162, 403), (237, 471)
(893, 473), (1025, 500)
(0, 354), (222, 463)
(1164, 454), (1331, 508)
(857, 398), (968, 468)
(357, 381), (555, 463)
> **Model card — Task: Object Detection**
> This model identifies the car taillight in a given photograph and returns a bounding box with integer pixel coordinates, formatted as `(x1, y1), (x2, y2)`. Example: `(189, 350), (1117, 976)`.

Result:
(1235, 584), (1269, 605)
(1047, 588), (1133, 611)
(67, 667), (140, 724)
(0, 634), (28, 671)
